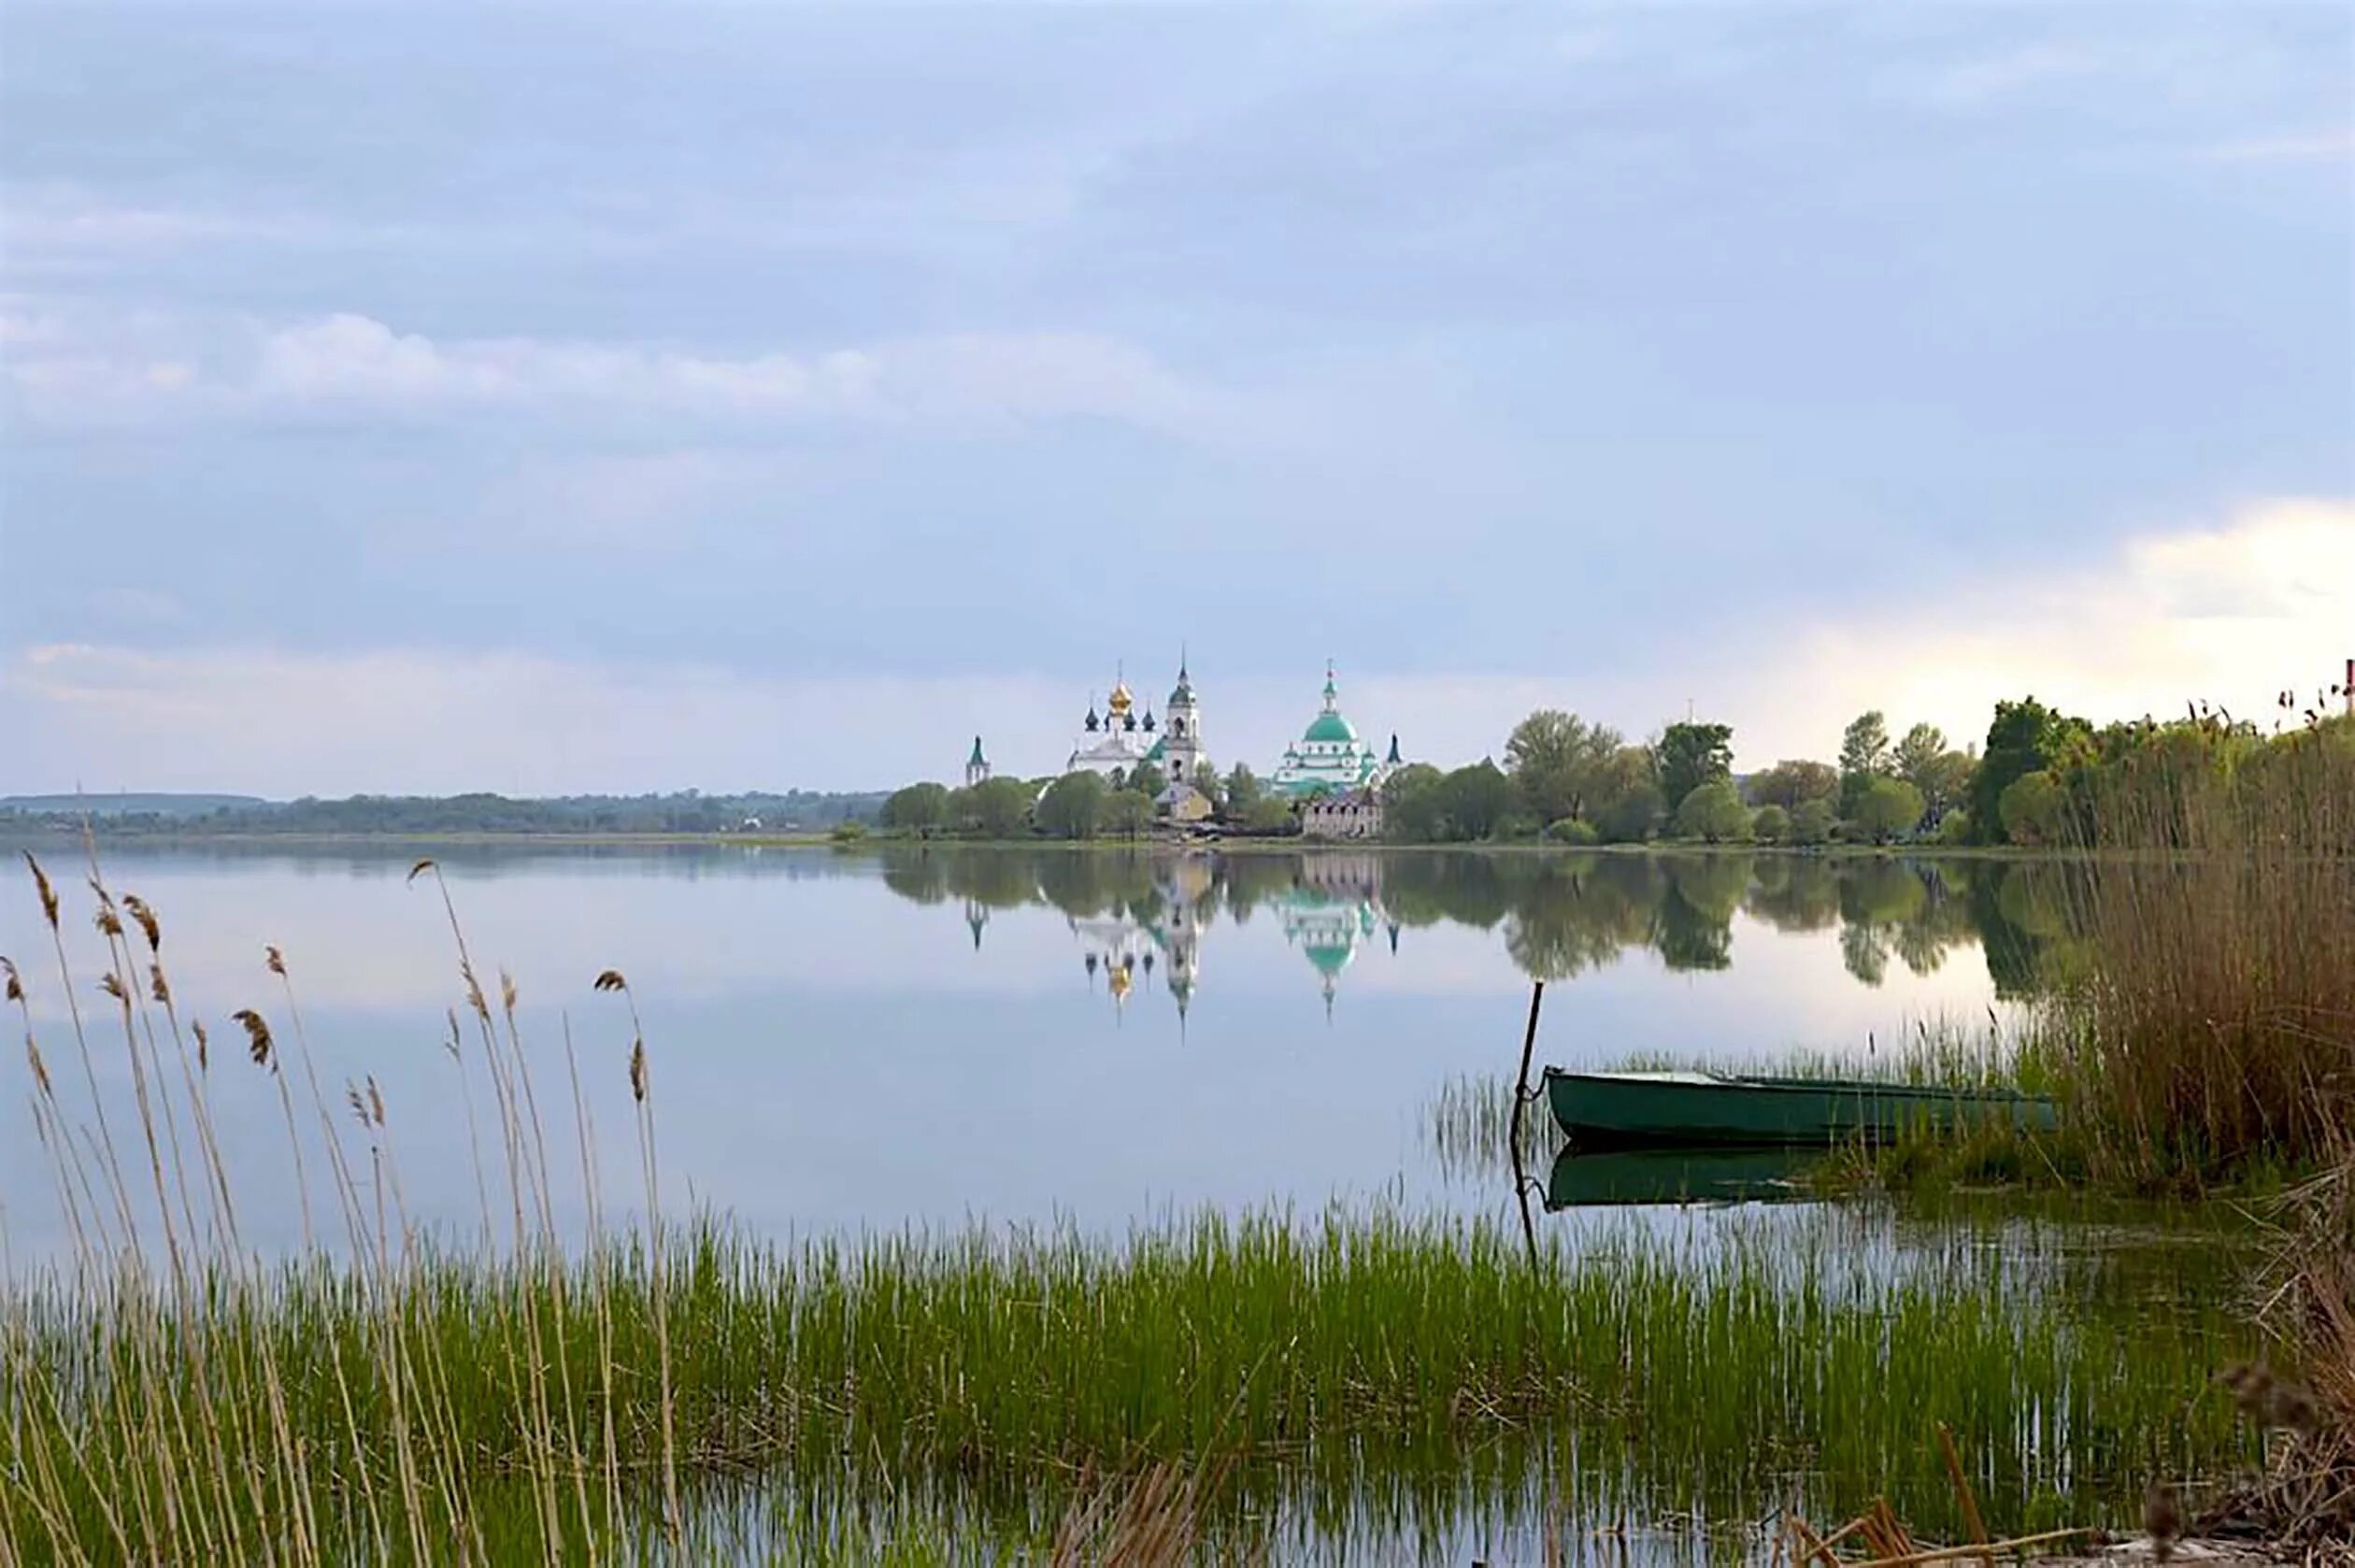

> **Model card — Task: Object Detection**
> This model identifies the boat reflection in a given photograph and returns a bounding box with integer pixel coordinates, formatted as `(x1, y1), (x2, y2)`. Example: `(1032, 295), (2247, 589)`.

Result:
(1542, 1146), (1820, 1209)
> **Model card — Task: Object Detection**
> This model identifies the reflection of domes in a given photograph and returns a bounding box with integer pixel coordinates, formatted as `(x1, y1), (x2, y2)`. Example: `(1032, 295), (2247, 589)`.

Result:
(1303, 939), (1353, 978)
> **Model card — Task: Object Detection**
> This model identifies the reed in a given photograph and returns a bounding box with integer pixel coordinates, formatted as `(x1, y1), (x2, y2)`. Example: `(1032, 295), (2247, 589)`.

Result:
(0, 855), (2267, 1561)
(2038, 715), (2355, 1187)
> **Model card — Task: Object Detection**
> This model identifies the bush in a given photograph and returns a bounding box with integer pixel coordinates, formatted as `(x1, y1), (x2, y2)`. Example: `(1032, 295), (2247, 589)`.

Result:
(1244, 797), (1297, 835)
(1750, 804), (1791, 844)
(1934, 808), (1974, 846)
(828, 820), (868, 845)
(1855, 777), (1925, 844)
(1546, 818), (1599, 846)
(1672, 780), (1751, 843)
(1998, 770), (2065, 846)
(1789, 798), (1835, 846)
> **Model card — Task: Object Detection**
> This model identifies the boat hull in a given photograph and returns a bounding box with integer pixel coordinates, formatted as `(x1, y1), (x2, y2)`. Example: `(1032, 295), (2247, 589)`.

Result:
(1542, 1068), (2058, 1148)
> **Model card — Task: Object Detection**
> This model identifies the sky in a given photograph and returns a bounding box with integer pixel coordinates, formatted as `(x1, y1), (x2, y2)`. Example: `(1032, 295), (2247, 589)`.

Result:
(2, 2), (2349, 795)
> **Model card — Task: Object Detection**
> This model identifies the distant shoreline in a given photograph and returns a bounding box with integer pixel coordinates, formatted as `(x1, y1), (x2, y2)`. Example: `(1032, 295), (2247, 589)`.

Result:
(0, 825), (2049, 860)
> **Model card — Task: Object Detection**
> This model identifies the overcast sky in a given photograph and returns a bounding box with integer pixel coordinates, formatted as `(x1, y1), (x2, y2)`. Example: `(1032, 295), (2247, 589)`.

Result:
(3, 3), (2349, 795)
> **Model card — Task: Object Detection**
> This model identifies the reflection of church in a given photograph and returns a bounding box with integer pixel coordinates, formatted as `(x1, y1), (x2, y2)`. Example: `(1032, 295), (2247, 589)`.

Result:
(1276, 853), (1396, 1017)
(952, 850), (1396, 1022)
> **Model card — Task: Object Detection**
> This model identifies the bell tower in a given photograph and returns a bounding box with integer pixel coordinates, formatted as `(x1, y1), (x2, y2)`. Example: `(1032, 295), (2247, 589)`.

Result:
(1161, 653), (1209, 788)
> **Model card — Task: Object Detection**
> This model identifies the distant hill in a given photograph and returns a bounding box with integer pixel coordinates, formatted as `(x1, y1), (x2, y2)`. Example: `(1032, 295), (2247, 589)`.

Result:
(0, 793), (272, 818)
(0, 790), (887, 835)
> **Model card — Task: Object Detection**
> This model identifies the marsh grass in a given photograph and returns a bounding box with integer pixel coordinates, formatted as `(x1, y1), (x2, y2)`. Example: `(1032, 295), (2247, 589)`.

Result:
(2036, 716), (2355, 1188)
(0, 851), (2268, 1561)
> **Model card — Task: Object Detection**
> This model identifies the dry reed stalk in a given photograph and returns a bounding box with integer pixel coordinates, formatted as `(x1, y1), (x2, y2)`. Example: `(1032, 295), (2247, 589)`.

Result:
(1934, 1424), (1991, 1565)
(1843, 1527), (2089, 1567)
(25, 852), (139, 1249)
(596, 966), (681, 1547)
(563, 1013), (629, 1543)
(411, 858), (569, 1556)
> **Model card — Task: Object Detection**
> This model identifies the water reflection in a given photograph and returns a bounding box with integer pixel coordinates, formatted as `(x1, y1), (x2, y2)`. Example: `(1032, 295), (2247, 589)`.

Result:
(878, 844), (2079, 1015)
(0, 840), (2098, 1252)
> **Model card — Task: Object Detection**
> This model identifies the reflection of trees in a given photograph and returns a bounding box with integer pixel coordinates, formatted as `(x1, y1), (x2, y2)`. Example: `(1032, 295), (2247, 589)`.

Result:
(878, 848), (951, 905)
(1971, 861), (2092, 998)
(1222, 855), (1306, 924)
(1033, 851), (1159, 920)
(1379, 854), (1511, 930)
(943, 851), (1046, 911)
(1841, 919), (1889, 986)
(1836, 860), (1924, 985)
(1502, 858), (1657, 980)
(1650, 853), (1750, 973)
(859, 845), (2091, 993)
(1745, 857), (1840, 933)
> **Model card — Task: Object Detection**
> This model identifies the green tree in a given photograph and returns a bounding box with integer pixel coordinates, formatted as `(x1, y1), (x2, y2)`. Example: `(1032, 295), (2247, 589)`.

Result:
(1381, 763), (1447, 841)
(1656, 722), (1734, 811)
(1244, 796), (1297, 834)
(1838, 711), (1891, 819)
(1439, 761), (1514, 840)
(881, 781), (949, 833)
(1973, 698), (2090, 843)
(1751, 803), (1791, 844)
(1099, 790), (1153, 838)
(1997, 769), (2066, 846)
(1673, 780), (1751, 842)
(1854, 777), (1925, 843)
(1748, 759), (1837, 810)
(1127, 763), (1166, 799)
(1587, 746), (1661, 842)
(1790, 798), (1836, 845)
(1504, 709), (1622, 825)
(1222, 763), (1263, 817)
(1892, 722), (1943, 784)
(1035, 772), (1107, 840)
(965, 777), (1034, 837)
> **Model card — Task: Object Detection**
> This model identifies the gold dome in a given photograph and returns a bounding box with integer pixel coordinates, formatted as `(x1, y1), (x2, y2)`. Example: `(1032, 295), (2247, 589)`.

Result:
(1106, 680), (1135, 714)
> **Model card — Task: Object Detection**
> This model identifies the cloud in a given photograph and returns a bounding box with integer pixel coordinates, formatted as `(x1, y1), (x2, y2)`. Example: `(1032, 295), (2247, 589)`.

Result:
(7, 498), (2347, 796)
(1755, 497), (2355, 759)
(2, 306), (1226, 439)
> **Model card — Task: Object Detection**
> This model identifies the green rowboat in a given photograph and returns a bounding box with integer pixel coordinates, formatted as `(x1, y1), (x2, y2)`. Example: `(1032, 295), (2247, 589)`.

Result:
(1542, 1067), (2058, 1148)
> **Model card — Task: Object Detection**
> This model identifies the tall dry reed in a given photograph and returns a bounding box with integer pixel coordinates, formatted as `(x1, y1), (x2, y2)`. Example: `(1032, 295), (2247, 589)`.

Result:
(2047, 715), (2355, 1184)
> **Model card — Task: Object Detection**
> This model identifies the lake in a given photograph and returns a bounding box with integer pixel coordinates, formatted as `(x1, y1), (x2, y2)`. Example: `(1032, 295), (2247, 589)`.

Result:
(0, 841), (2059, 1257)
(0, 840), (2260, 1561)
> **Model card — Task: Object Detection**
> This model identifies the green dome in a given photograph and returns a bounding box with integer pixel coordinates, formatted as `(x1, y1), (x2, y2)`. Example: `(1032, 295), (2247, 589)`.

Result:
(1304, 711), (1358, 745)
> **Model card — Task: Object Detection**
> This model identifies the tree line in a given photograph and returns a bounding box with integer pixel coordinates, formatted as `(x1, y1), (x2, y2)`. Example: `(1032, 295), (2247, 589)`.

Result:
(880, 761), (1301, 841)
(1384, 697), (2349, 848)
(878, 698), (2350, 848)
(0, 791), (887, 838)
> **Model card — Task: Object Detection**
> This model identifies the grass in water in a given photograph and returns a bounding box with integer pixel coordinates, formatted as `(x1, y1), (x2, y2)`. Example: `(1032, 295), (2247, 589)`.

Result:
(0, 851), (2276, 1561)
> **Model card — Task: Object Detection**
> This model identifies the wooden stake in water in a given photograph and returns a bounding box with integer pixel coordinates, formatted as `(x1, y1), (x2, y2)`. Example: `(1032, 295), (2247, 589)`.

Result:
(1508, 980), (1549, 1265)
(1509, 980), (1547, 1157)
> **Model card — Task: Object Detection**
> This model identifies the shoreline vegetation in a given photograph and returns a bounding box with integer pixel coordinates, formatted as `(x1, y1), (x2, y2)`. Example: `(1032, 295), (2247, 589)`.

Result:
(0, 849), (2280, 1561)
(9, 687), (2349, 857)
(2, 704), (2348, 1561)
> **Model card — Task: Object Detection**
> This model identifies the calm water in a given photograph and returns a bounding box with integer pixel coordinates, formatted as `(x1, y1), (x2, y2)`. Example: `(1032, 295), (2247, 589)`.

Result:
(0, 841), (2255, 1562)
(0, 841), (2078, 1260)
